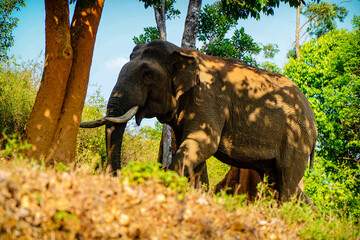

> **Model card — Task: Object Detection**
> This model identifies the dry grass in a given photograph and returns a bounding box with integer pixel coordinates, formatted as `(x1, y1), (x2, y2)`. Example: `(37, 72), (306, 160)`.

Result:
(0, 160), (300, 240)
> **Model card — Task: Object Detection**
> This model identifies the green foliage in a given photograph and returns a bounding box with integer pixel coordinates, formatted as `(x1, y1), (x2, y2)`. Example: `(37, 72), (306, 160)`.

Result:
(259, 61), (282, 74)
(214, 177), (359, 239)
(134, 0), (180, 45)
(133, 27), (160, 45)
(303, 1), (348, 38)
(0, 57), (41, 137)
(262, 43), (279, 59)
(53, 211), (77, 221)
(77, 88), (107, 167)
(0, 132), (31, 160)
(55, 162), (70, 172)
(77, 91), (162, 172)
(220, 0), (305, 20)
(0, 0), (25, 60)
(120, 161), (188, 192)
(121, 121), (161, 165)
(198, 2), (237, 44)
(198, 3), (261, 65)
(284, 17), (360, 219)
(198, 2), (283, 70)
(304, 159), (360, 221)
(138, 0), (180, 20)
(206, 156), (230, 189)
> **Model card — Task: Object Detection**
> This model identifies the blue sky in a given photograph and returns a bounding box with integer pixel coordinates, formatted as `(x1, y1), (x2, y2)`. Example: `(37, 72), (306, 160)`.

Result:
(9, 0), (360, 125)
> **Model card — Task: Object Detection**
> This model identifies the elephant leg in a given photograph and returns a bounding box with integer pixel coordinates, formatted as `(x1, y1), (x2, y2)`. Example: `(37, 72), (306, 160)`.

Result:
(193, 161), (209, 189)
(214, 166), (240, 194)
(170, 137), (219, 188)
(276, 148), (309, 201)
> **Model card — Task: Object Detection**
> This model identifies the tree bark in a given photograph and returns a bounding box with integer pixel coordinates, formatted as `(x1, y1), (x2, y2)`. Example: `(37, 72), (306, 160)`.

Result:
(295, 2), (302, 60)
(25, 0), (73, 160)
(181, 0), (202, 49)
(153, 0), (173, 168)
(46, 0), (105, 164)
(154, 0), (166, 41)
(25, 0), (104, 165)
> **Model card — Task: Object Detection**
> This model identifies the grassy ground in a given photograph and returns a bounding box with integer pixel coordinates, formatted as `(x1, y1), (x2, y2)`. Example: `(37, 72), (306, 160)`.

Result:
(0, 158), (358, 240)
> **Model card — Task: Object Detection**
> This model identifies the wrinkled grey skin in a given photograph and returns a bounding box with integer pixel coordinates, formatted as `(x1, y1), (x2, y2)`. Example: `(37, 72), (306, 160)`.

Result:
(99, 40), (317, 202)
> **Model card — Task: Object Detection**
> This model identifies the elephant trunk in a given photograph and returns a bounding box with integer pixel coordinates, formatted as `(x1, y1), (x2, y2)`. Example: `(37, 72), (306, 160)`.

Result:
(105, 96), (140, 174)
(80, 102), (139, 174)
(106, 121), (126, 174)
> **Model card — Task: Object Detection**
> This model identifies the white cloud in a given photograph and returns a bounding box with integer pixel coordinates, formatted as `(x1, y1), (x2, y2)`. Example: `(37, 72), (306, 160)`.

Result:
(104, 57), (128, 71)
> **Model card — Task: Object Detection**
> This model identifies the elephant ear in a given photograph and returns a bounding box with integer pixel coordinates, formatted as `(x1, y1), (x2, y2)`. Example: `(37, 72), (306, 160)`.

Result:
(170, 51), (200, 100)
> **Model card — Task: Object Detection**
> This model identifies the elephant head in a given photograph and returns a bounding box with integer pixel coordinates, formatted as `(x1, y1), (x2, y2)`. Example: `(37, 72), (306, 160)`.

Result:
(80, 40), (200, 173)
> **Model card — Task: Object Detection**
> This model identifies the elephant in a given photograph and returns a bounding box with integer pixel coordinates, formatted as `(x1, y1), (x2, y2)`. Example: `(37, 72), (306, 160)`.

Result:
(215, 167), (263, 200)
(81, 39), (317, 202)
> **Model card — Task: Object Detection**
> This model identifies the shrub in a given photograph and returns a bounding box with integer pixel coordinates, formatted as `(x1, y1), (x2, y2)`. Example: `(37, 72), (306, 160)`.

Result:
(284, 17), (360, 220)
(0, 57), (41, 137)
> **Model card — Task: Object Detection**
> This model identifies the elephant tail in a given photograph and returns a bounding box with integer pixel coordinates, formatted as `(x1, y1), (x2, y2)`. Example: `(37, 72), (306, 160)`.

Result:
(309, 143), (315, 171)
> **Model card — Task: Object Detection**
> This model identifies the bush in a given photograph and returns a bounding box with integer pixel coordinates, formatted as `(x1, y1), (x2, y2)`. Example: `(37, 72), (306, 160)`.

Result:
(77, 91), (162, 172)
(284, 17), (360, 221)
(76, 89), (107, 169)
(121, 121), (161, 166)
(0, 57), (41, 137)
(206, 156), (230, 189)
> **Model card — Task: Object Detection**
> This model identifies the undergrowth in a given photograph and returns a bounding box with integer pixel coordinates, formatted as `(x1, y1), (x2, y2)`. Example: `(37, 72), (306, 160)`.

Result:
(1, 136), (359, 239)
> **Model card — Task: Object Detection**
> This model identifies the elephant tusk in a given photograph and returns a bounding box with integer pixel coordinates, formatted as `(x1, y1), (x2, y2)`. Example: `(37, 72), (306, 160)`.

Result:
(105, 106), (139, 124)
(80, 117), (106, 128)
(80, 106), (139, 128)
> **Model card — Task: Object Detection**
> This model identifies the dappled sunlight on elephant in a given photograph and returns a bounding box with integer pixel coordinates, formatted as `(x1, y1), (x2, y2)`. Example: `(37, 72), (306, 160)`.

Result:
(81, 40), (317, 202)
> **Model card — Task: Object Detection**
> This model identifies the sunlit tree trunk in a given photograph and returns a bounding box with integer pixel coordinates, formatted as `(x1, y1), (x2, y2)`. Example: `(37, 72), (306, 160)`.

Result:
(46, 0), (105, 164)
(152, 0), (173, 168)
(25, 0), (73, 160)
(25, 0), (104, 165)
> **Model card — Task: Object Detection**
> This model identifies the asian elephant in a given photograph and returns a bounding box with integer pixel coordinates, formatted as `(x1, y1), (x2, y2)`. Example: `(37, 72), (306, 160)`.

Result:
(81, 39), (317, 202)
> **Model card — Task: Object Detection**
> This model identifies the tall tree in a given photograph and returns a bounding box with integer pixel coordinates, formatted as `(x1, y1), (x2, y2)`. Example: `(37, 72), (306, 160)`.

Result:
(154, 0), (167, 40)
(295, 3), (303, 59)
(25, 0), (104, 165)
(138, 0), (180, 169)
(294, 0), (348, 59)
(181, 0), (202, 49)
(0, 0), (25, 60)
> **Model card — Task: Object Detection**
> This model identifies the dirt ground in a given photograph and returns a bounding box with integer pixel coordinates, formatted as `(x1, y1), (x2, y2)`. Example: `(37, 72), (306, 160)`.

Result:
(0, 162), (299, 240)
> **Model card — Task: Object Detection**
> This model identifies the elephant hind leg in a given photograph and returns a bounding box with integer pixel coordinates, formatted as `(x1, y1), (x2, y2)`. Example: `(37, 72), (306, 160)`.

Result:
(276, 148), (309, 202)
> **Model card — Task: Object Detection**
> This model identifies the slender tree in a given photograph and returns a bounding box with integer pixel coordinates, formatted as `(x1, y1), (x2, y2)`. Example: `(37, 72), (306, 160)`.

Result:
(182, 0), (202, 49)
(25, 0), (104, 165)
(154, 0), (167, 40)
(138, 0), (182, 170)
(295, 3), (302, 59)
(294, 0), (348, 59)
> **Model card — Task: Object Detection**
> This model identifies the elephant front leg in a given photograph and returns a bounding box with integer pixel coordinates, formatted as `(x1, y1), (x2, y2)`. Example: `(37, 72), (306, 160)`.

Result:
(170, 135), (219, 188)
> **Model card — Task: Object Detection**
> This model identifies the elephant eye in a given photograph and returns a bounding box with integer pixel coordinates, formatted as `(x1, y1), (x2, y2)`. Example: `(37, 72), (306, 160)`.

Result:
(142, 69), (153, 82)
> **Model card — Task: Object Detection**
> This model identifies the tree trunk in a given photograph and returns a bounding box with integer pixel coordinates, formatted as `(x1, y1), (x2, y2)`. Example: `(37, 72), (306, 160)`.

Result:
(25, 0), (73, 160)
(154, 0), (166, 41)
(295, 2), (302, 60)
(179, 0), (209, 186)
(46, 0), (105, 165)
(181, 0), (202, 49)
(25, 0), (104, 165)
(153, 0), (173, 168)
